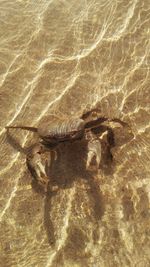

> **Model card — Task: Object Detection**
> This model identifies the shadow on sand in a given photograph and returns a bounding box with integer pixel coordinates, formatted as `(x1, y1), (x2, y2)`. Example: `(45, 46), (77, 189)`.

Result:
(5, 128), (115, 246)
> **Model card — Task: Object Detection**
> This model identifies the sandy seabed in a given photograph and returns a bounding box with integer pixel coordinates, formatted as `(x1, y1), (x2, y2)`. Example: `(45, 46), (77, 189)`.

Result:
(0, 1), (150, 266)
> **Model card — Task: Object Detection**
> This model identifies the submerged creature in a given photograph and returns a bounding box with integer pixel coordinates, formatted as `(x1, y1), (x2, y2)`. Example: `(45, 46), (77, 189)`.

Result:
(6, 109), (127, 190)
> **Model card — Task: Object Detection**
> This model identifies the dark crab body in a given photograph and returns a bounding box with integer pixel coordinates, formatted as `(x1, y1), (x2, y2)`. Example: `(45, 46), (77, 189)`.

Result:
(38, 117), (86, 144)
(6, 109), (128, 191)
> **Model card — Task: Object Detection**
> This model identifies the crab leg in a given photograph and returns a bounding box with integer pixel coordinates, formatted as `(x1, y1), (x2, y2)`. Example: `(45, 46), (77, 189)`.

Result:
(81, 108), (101, 120)
(81, 108), (129, 131)
(5, 125), (38, 132)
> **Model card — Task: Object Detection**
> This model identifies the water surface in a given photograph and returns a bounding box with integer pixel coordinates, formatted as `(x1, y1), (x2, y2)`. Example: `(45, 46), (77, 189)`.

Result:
(0, 1), (150, 266)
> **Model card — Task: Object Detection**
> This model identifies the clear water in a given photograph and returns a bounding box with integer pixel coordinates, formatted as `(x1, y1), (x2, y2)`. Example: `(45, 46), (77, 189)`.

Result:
(0, 1), (150, 266)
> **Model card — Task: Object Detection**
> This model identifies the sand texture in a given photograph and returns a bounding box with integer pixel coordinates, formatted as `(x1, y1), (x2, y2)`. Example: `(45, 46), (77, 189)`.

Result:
(0, 1), (150, 266)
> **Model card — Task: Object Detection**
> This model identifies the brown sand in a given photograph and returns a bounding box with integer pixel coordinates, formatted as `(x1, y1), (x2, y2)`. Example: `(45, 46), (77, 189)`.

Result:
(0, 1), (150, 266)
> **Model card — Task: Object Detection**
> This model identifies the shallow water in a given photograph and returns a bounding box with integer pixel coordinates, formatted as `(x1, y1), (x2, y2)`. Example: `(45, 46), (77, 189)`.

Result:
(0, 1), (150, 266)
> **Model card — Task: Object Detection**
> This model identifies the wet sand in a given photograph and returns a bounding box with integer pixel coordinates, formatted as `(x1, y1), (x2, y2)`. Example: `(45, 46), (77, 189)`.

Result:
(0, 1), (150, 266)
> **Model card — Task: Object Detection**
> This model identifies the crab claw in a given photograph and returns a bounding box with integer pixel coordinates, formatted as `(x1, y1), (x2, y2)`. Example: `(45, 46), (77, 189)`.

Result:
(26, 144), (51, 190)
(86, 132), (101, 169)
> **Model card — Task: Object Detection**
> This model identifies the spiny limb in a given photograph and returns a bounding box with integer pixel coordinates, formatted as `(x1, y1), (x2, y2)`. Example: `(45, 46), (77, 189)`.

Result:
(5, 125), (38, 132)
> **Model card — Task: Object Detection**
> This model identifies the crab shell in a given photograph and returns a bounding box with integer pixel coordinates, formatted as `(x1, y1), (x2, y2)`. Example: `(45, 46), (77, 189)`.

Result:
(38, 116), (86, 144)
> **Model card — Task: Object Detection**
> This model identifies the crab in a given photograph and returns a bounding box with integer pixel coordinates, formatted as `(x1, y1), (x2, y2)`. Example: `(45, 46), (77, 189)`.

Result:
(6, 109), (127, 191)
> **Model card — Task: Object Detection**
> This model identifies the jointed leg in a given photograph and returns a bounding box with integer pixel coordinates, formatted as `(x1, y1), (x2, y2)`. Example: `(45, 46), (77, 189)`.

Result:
(81, 108), (129, 131)
(5, 125), (38, 132)
(92, 125), (115, 147)
(81, 108), (101, 120)
(81, 108), (110, 130)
